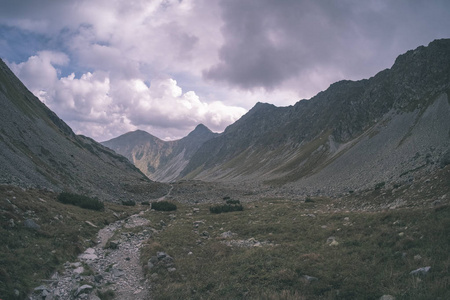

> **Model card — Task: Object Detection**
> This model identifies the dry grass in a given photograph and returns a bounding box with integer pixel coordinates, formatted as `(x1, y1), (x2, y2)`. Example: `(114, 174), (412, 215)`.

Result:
(140, 198), (450, 300)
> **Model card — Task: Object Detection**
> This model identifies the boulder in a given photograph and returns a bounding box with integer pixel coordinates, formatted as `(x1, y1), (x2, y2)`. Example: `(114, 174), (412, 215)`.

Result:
(24, 219), (40, 230)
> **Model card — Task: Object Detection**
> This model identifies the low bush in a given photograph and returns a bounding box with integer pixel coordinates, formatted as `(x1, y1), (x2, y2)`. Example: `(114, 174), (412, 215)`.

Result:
(57, 192), (104, 211)
(152, 201), (177, 211)
(304, 197), (314, 203)
(225, 199), (240, 205)
(210, 204), (243, 214)
(121, 200), (136, 206)
(141, 201), (150, 206)
(374, 181), (386, 190)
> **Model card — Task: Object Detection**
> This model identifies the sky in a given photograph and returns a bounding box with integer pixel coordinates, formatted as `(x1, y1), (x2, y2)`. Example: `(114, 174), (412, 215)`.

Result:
(1, 0), (449, 142)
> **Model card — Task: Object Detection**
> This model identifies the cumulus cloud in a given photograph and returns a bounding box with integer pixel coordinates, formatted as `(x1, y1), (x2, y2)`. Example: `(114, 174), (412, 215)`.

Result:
(8, 52), (245, 141)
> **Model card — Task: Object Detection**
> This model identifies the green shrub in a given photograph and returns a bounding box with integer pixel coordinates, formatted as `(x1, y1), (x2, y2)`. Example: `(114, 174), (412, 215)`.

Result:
(121, 200), (136, 206)
(225, 199), (240, 205)
(374, 182), (386, 190)
(141, 201), (150, 206)
(305, 197), (314, 203)
(210, 204), (244, 214)
(152, 201), (177, 211)
(57, 192), (104, 211)
(223, 196), (231, 200)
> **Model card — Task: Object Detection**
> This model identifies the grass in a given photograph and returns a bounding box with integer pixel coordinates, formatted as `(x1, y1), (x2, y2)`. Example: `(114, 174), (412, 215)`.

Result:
(0, 185), (142, 300)
(140, 198), (450, 300)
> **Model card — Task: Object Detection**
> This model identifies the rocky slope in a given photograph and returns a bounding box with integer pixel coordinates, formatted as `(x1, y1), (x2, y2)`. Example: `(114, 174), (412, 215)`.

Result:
(102, 124), (218, 182)
(180, 39), (450, 195)
(0, 59), (168, 201)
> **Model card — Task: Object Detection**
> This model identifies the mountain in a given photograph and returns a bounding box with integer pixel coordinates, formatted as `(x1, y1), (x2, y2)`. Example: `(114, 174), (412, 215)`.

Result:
(180, 39), (450, 195)
(0, 59), (167, 201)
(102, 124), (218, 182)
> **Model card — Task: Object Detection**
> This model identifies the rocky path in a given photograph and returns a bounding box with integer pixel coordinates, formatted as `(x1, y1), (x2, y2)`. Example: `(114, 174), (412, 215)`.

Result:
(30, 212), (155, 300)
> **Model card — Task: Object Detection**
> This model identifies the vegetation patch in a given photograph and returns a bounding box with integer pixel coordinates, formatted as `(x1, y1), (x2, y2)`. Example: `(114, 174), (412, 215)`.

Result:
(152, 201), (177, 211)
(121, 199), (136, 206)
(209, 204), (244, 214)
(57, 192), (104, 211)
(225, 199), (240, 205)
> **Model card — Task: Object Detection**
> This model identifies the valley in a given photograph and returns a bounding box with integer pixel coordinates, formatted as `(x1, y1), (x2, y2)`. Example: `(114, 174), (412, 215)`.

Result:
(1, 165), (448, 299)
(0, 39), (449, 300)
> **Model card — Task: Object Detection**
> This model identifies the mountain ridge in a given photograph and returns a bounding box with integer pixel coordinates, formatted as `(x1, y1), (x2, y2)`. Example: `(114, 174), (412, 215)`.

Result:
(179, 39), (450, 194)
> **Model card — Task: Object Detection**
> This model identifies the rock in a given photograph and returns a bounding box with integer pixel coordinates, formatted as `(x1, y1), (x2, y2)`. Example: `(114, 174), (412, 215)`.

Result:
(34, 285), (49, 292)
(148, 261), (154, 269)
(326, 236), (339, 246)
(109, 240), (120, 249)
(8, 218), (15, 228)
(157, 252), (167, 259)
(112, 268), (125, 277)
(14, 289), (20, 297)
(220, 231), (236, 238)
(85, 221), (98, 228)
(414, 254), (422, 261)
(379, 295), (395, 300)
(79, 248), (98, 260)
(89, 295), (101, 300)
(94, 274), (103, 283)
(75, 284), (93, 296)
(73, 266), (84, 274)
(303, 275), (318, 282)
(201, 231), (209, 237)
(24, 219), (40, 230)
(161, 256), (174, 266)
(167, 267), (177, 272)
(149, 256), (158, 264)
(193, 208), (200, 213)
(410, 266), (431, 276)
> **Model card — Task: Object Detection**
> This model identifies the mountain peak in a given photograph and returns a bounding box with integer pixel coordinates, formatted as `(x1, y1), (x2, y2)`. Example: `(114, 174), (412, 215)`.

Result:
(187, 124), (213, 137)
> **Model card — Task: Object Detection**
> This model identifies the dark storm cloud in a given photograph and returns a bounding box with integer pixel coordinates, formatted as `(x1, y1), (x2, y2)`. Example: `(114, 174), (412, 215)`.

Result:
(204, 0), (450, 91)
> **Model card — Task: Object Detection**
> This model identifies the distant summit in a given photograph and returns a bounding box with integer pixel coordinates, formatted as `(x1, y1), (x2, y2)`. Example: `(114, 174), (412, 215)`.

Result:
(102, 125), (218, 182)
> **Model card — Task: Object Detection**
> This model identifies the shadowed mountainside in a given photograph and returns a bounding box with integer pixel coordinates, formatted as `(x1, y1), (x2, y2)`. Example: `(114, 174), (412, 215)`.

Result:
(180, 39), (450, 195)
(0, 59), (168, 201)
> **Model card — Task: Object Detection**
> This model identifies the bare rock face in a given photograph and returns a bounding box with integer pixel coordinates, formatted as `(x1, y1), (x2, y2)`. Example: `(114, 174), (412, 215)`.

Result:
(0, 59), (168, 202)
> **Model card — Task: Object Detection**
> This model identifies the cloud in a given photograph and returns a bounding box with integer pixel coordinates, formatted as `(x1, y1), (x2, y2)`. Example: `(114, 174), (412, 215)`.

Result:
(203, 0), (450, 94)
(8, 52), (246, 141)
(3, 0), (450, 141)
(9, 50), (69, 93)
